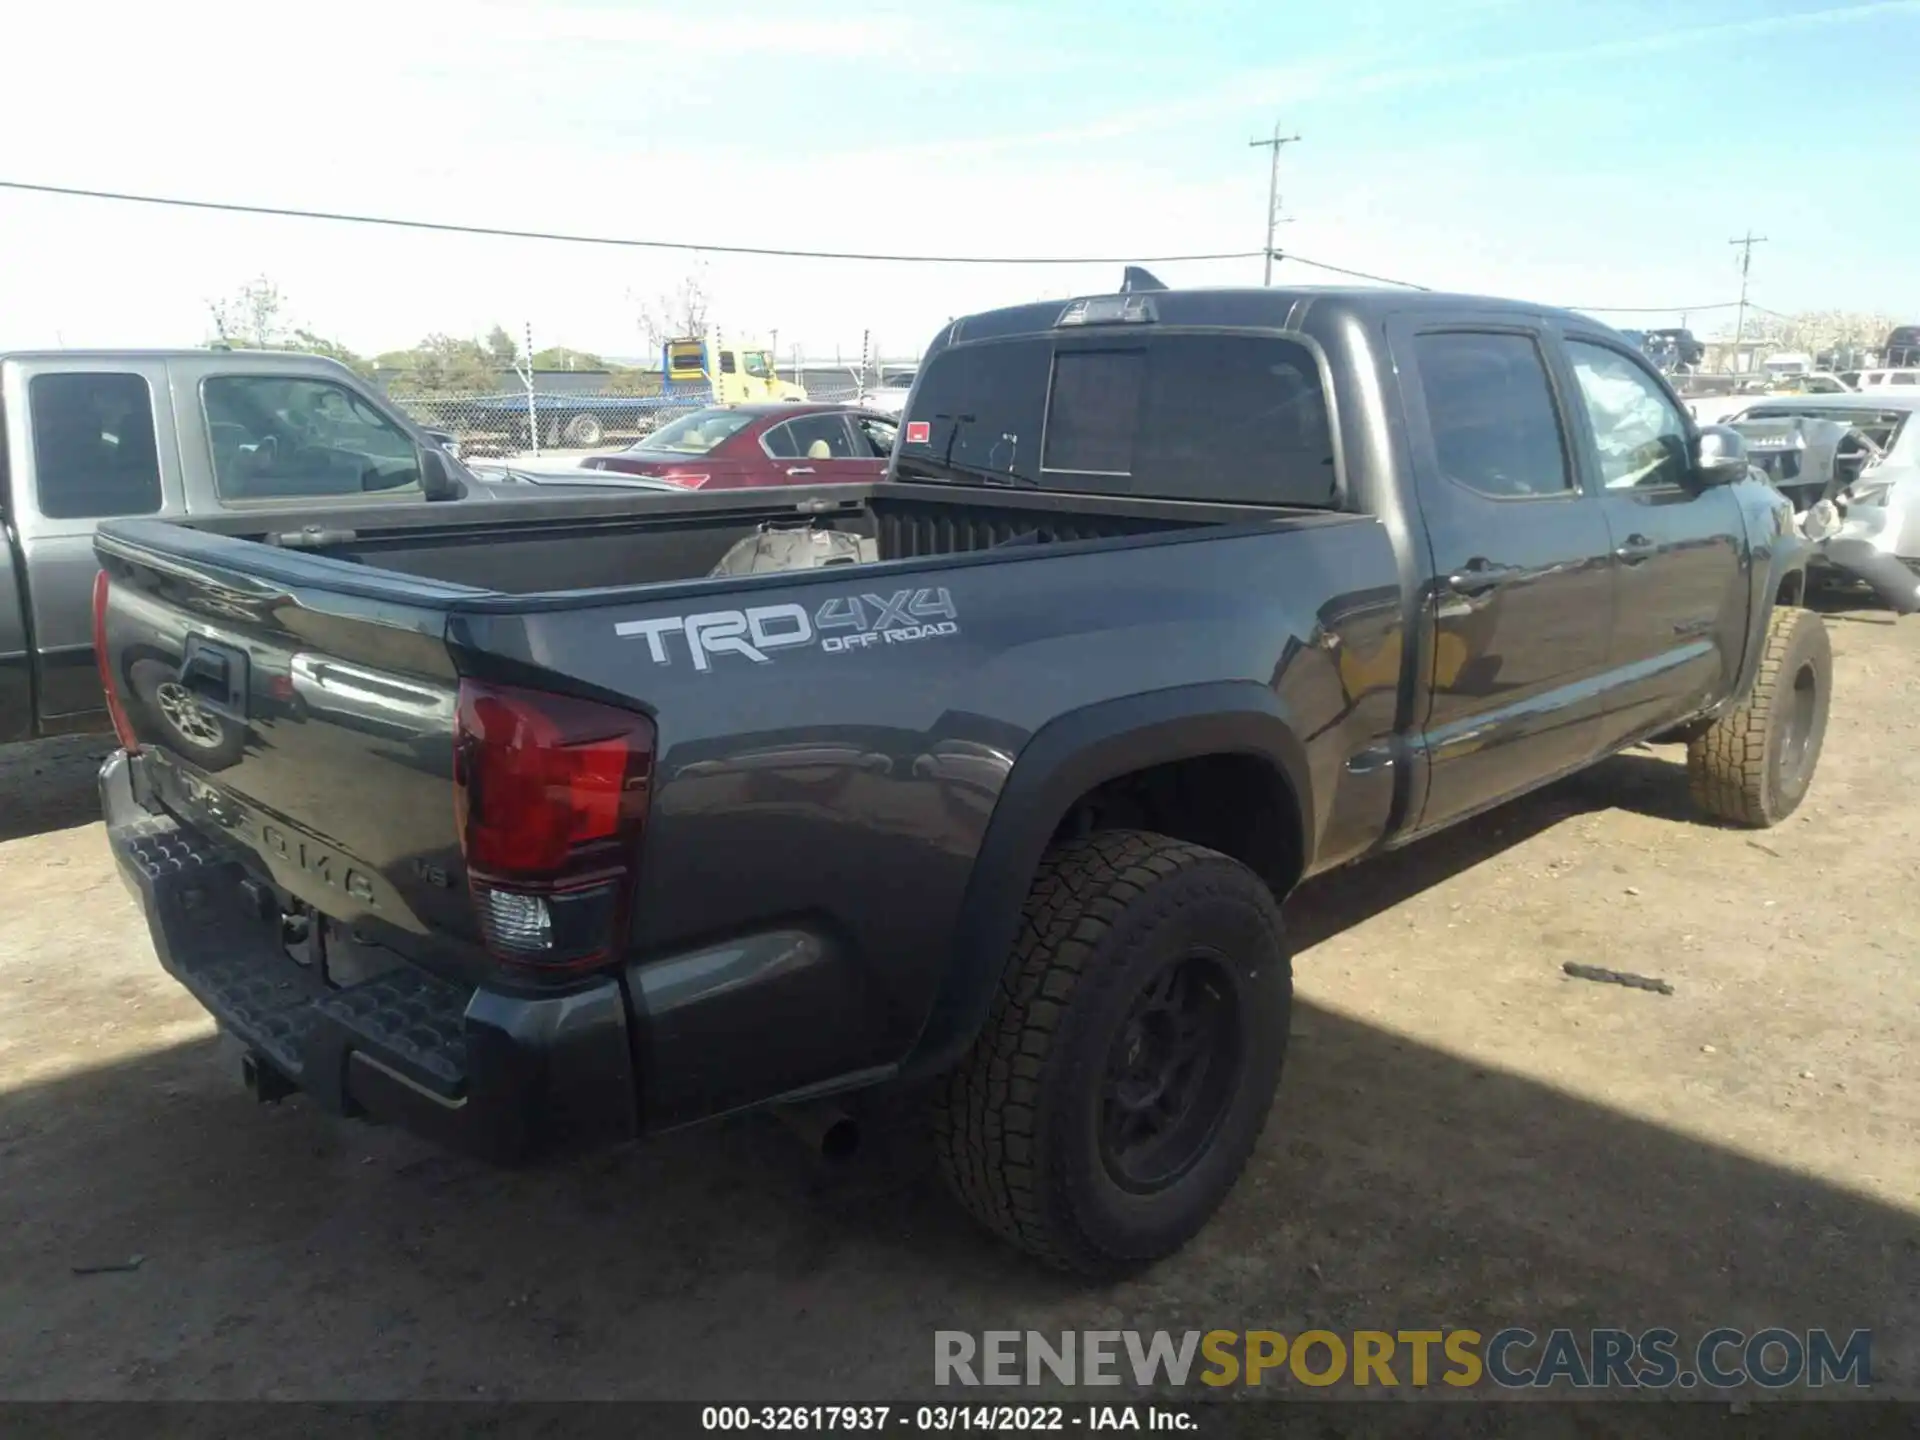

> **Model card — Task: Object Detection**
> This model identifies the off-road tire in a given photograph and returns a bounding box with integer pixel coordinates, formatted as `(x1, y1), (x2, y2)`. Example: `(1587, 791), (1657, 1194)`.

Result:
(932, 830), (1290, 1276)
(1688, 606), (1831, 827)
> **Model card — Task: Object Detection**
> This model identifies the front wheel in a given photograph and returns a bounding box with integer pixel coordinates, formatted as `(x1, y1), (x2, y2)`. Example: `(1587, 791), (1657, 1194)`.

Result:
(564, 413), (605, 447)
(1688, 606), (1832, 827)
(933, 831), (1290, 1276)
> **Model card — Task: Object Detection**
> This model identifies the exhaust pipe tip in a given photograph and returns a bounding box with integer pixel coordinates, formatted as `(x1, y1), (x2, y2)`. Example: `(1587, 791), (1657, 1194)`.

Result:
(774, 1100), (861, 1163)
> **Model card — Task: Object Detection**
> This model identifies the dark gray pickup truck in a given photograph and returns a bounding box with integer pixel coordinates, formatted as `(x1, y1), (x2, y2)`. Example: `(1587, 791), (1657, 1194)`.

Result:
(94, 279), (1834, 1273)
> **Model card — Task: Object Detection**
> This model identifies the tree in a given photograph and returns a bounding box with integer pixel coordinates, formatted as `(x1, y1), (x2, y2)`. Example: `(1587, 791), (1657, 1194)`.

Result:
(1719, 309), (1900, 357)
(205, 275), (372, 375)
(380, 334), (502, 395)
(529, 346), (605, 371)
(485, 325), (520, 366)
(288, 330), (376, 379)
(207, 275), (286, 349)
(636, 267), (712, 356)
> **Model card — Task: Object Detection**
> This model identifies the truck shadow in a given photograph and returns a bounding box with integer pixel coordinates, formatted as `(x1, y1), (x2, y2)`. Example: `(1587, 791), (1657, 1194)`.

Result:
(0, 736), (114, 843)
(1287, 746), (1695, 953)
(1807, 589), (1901, 626)
(0, 1007), (1911, 1399)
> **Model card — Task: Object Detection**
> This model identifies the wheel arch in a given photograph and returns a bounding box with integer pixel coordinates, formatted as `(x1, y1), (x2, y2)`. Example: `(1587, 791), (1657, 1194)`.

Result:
(1724, 494), (1815, 717)
(901, 681), (1312, 1081)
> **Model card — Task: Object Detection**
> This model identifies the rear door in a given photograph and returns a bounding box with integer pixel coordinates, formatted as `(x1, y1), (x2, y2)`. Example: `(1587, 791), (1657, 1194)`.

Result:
(5, 358), (184, 728)
(850, 412), (899, 466)
(760, 412), (882, 485)
(1554, 334), (1747, 746)
(1390, 320), (1617, 832)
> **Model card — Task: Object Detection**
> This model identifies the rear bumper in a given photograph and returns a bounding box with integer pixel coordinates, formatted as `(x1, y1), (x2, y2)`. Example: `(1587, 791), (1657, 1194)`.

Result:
(102, 750), (638, 1163)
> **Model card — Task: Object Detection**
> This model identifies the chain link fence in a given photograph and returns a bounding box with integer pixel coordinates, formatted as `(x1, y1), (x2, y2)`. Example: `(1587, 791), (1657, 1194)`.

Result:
(385, 355), (919, 458)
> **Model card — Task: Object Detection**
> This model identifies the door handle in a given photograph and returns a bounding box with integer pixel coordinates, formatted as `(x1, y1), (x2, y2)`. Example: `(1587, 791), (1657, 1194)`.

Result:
(786, 466), (816, 476)
(1446, 561), (1503, 597)
(1614, 534), (1657, 565)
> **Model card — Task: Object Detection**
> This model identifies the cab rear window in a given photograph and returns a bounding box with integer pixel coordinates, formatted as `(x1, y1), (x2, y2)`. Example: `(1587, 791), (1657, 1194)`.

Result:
(902, 333), (1336, 506)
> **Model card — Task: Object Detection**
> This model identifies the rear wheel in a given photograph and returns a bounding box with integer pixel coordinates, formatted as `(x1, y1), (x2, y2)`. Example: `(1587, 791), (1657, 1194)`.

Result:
(564, 413), (605, 447)
(1688, 606), (1831, 826)
(932, 831), (1290, 1276)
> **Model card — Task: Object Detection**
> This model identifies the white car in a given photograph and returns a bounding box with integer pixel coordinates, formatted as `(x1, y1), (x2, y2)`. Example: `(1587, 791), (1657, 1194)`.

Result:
(1688, 373), (1852, 425)
(861, 370), (916, 418)
(1857, 368), (1920, 391)
(1724, 391), (1920, 588)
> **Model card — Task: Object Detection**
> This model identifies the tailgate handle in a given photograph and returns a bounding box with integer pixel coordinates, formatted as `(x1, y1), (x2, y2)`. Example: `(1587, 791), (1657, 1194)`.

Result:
(271, 526), (359, 548)
(179, 638), (249, 718)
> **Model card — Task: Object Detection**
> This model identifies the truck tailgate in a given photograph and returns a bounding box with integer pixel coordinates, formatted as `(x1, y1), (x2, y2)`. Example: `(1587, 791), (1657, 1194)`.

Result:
(95, 524), (480, 963)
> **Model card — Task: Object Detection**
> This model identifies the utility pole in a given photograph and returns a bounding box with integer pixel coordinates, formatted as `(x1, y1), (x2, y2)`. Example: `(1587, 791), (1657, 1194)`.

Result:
(1729, 230), (1767, 357)
(1249, 122), (1301, 286)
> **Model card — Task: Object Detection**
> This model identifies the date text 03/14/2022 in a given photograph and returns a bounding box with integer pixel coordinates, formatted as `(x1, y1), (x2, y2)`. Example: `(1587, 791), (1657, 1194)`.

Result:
(701, 1406), (1191, 1432)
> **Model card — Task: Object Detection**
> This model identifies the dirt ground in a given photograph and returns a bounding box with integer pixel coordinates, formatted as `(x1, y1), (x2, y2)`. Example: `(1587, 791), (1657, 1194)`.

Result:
(1, 600), (1916, 1404)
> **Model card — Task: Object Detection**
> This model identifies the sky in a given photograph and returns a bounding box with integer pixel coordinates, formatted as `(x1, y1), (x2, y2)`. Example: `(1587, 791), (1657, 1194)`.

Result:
(3, 0), (1918, 364)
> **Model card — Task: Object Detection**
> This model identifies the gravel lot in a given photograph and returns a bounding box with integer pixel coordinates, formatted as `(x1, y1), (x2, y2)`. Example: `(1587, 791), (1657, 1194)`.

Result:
(1, 599), (1916, 1403)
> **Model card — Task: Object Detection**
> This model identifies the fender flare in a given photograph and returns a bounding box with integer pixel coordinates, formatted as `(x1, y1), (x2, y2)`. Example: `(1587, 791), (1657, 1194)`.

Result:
(899, 680), (1312, 1080)
(1731, 522), (1816, 708)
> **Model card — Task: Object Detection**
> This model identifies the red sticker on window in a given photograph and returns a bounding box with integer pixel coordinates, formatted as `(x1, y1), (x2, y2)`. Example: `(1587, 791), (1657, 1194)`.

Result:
(905, 420), (931, 444)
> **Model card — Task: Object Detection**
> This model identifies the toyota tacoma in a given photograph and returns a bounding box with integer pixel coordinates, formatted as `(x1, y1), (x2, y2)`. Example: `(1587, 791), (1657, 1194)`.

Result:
(94, 275), (1835, 1273)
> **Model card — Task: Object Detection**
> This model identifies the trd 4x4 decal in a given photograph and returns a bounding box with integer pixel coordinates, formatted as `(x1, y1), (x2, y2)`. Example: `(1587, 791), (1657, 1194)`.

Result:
(615, 588), (959, 671)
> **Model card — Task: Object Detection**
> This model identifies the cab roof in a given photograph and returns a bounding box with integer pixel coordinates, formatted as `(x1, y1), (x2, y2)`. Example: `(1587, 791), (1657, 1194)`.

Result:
(943, 283), (1611, 348)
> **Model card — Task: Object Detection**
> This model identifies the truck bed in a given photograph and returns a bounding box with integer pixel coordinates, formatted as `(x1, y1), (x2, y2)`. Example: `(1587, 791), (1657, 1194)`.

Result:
(153, 481), (1282, 596)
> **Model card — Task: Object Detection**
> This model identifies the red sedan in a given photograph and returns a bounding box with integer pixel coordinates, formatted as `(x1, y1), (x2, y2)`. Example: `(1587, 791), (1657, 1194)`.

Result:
(578, 403), (898, 490)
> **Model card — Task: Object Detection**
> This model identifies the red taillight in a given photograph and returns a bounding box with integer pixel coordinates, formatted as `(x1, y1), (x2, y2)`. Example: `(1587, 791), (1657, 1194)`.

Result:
(659, 472), (709, 488)
(453, 680), (655, 971)
(91, 570), (140, 753)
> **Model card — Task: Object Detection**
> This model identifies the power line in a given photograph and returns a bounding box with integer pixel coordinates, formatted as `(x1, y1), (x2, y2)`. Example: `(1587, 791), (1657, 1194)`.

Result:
(1276, 252), (1429, 289)
(1573, 301), (1743, 313)
(1277, 252), (1739, 312)
(0, 177), (1782, 317)
(0, 178), (1265, 267)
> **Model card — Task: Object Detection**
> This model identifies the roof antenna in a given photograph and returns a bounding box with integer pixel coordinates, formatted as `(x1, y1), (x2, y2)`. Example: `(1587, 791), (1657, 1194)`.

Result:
(1119, 266), (1167, 294)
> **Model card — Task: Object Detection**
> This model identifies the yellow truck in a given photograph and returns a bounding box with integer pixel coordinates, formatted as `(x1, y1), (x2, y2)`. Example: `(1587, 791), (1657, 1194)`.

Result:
(663, 332), (807, 405)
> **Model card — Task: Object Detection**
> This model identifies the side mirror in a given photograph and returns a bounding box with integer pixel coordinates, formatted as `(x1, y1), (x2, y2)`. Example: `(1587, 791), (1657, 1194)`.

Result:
(1692, 426), (1750, 486)
(420, 446), (463, 502)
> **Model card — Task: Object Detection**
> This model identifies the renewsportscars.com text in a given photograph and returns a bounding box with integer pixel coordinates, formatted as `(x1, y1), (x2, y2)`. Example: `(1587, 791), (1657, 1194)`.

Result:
(934, 1328), (1872, 1391)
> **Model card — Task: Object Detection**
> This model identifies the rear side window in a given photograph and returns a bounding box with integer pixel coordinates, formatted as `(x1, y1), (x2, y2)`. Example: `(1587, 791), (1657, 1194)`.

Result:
(764, 413), (857, 460)
(902, 333), (1337, 506)
(1413, 333), (1572, 499)
(901, 340), (1051, 481)
(28, 373), (163, 519)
